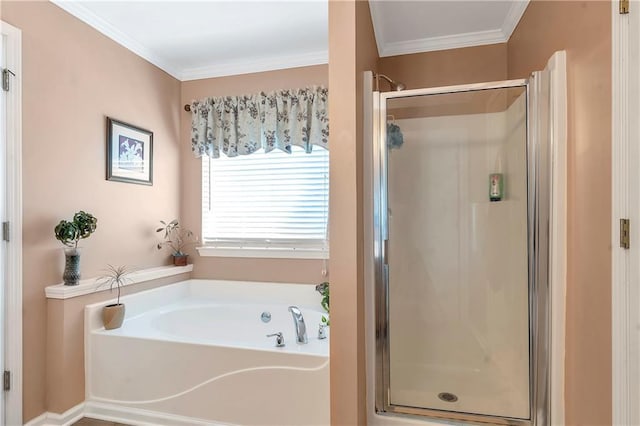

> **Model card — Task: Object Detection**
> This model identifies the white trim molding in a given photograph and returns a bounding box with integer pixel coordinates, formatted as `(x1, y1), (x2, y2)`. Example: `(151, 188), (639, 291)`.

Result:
(180, 50), (328, 81)
(370, 0), (529, 57)
(612, 1), (640, 425)
(0, 19), (23, 426)
(197, 246), (328, 260)
(23, 403), (85, 426)
(50, 0), (183, 80)
(547, 50), (568, 426)
(378, 29), (507, 58)
(45, 264), (193, 300)
(24, 401), (219, 426)
(50, 1), (327, 81)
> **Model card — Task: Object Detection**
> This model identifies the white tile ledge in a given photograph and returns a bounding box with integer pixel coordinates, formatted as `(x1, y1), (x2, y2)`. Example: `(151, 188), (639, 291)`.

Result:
(45, 264), (193, 300)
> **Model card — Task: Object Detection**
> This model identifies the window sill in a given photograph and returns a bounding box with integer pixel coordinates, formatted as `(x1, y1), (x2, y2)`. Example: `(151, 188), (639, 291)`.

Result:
(196, 246), (329, 260)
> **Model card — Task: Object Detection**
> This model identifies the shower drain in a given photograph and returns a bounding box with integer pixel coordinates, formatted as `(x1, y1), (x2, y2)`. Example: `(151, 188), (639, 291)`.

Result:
(437, 392), (458, 403)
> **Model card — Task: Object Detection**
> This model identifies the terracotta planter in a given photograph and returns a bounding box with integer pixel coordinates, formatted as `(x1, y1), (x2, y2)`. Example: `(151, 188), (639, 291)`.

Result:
(173, 254), (188, 266)
(103, 303), (125, 330)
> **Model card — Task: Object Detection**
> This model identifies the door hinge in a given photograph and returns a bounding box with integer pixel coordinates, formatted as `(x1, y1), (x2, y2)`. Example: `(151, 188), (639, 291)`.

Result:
(620, 0), (629, 14)
(1, 68), (14, 92)
(2, 222), (9, 242)
(620, 218), (630, 249)
(3, 371), (10, 391)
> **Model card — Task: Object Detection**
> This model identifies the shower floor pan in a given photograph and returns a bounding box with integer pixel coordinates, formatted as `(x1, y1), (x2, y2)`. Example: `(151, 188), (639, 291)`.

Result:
(389, 361), (530, 420)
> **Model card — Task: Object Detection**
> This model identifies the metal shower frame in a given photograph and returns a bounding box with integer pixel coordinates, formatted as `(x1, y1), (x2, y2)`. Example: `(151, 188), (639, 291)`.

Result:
(372, 77), (551, 426)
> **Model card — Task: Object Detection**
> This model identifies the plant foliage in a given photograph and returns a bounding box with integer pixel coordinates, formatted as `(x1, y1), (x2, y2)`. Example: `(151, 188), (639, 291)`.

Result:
(315, 281), (330, 325)
(95, 264), (133, 305)
(156, 219), (197, 256)
(54, 211), (97, 248)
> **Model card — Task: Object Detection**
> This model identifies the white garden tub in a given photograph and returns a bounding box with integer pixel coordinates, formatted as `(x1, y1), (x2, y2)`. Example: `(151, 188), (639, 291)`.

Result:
(84, 279), (329, 426)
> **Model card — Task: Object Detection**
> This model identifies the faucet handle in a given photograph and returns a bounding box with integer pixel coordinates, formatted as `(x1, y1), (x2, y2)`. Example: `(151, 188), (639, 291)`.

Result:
(318, 323), (327, 340)
(266, 332), (285, 347)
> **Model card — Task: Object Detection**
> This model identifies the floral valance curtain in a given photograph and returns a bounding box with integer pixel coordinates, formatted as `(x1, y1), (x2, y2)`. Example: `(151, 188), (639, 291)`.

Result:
(190, 86), (329, 158)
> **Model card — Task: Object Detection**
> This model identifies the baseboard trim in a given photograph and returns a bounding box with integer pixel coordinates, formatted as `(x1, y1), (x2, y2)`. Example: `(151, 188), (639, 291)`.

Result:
(23, 403), (85, 426)
(84, 401), (232, 426)
(22, 400), (235, 426)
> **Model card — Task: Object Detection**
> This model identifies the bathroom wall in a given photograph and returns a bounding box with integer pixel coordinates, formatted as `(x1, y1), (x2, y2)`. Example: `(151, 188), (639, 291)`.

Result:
(377, 43), (508, 90)
(507, 1), (612, 424)
(1, 1), (182, 422)
(180, 65), (328, 284)
(328, 1), (379, 424)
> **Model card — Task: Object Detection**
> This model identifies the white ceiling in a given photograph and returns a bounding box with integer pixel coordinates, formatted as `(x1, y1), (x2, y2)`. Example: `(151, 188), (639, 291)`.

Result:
(370, 0), (529, 57)
(51, 0), (529, 81)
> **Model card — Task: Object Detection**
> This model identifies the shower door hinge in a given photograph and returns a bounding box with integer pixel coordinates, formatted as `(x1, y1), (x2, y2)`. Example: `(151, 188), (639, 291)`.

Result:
(2, 222), (9, 242)
(620, 219), (630, 249)
(620, 0), (629, 14)
(3, 371), (10, 391)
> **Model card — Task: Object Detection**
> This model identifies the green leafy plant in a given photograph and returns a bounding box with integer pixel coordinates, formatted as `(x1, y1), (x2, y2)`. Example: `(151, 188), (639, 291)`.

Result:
(156, 219), (197, 256)
(315, 281), (329, 325)
(95, 265), (133, 305)
(54, 211), (97, 248)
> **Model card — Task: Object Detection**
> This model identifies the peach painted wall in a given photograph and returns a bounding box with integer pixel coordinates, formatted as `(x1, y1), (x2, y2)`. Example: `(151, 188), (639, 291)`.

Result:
(378, 43), (508, 90)
(328, 0), (378, 424)
(1, 1), (182, 421)
(179, 65), (328, 284)
(508, 1), (612, 425)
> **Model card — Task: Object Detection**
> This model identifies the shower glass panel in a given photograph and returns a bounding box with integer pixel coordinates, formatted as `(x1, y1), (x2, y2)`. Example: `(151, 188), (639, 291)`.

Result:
(383, 85), (530, 421)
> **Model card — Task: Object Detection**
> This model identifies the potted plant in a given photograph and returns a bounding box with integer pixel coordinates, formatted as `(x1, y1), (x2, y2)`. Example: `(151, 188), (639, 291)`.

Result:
(316, 281), (330, 326)
(95, 264), (132, 330)
(156, 219), (197, 266)
(54, 211), (97, 285)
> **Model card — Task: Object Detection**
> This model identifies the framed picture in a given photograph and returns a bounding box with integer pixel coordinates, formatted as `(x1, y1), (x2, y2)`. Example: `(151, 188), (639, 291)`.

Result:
(106, 117), (153, 185)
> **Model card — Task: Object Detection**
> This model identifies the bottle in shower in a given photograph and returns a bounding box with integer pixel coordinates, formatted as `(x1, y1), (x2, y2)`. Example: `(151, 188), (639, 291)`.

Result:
(489, 173), (504, 202)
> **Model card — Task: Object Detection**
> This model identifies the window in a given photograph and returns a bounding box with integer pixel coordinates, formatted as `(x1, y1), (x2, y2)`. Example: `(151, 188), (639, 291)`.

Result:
(200, 146), (329, 258)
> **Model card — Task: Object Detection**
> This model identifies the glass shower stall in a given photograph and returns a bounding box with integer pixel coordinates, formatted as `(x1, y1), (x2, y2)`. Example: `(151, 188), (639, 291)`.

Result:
(370, 69), (560, 426)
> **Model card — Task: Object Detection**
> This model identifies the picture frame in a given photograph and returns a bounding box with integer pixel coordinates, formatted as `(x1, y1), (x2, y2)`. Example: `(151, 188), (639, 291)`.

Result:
(106, 117), (153, 185)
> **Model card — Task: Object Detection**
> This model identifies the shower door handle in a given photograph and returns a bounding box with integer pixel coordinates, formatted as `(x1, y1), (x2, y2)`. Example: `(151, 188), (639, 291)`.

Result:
(383, 239), (389, 265)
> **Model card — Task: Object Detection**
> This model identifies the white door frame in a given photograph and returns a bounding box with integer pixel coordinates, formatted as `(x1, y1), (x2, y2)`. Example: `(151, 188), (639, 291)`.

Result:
(612, 1), (640, 425)
(0, 20), (23, 426)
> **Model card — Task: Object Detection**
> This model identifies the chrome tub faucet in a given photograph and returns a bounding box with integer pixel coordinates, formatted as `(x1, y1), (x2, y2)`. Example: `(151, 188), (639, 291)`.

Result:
(288, 306), (308, 343)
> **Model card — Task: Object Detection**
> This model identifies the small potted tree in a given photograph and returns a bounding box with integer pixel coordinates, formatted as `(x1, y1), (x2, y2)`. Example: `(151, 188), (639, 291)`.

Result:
(54, 211), (97, 285)
(316, 281), (330, 336)
(156, 219), (197, 266)
(95, 265), (132, 330)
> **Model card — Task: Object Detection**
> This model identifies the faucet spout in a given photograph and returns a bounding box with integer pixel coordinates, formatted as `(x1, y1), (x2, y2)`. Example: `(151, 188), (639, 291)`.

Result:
(288, 306), (308, 344)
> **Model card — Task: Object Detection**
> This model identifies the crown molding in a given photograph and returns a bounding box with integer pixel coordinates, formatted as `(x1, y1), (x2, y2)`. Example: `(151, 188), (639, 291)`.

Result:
(368, 0), (386, 59)
(372, 0), (530, 58)
(379, 29), (507, 57)
(501, 0), (530, 40)
(51, 1), (327, 81)
(180, 50), (328, 81)
(51, 0), (183, 80)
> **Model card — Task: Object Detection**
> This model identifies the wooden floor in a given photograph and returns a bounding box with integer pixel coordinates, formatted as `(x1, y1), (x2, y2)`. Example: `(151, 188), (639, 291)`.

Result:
(72, 418), (129, 426)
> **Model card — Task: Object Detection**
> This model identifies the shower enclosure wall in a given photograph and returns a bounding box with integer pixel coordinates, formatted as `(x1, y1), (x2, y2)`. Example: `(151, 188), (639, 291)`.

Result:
(367, 52), (566, 426)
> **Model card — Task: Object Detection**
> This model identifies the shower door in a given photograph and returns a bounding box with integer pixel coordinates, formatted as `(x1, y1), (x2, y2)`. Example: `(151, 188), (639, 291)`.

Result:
(374, 81), (540, 425)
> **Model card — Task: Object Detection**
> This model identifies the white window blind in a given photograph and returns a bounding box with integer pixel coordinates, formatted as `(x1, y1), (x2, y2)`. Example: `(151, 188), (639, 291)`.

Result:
(202, 147), (329, 252)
